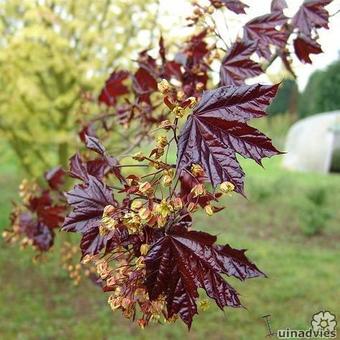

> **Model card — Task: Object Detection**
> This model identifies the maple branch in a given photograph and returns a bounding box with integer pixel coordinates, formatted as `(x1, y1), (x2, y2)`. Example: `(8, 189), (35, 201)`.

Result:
(140, 169), (164, 179)
(330, 9), (340, 17)
(263, 25), (294, 72)
(116, 164), (149, 168)
(211, 12), (230, 48)
(118, 129), (149, 158)
(172, 118), (179, 144)
(263, 50), (280, 72)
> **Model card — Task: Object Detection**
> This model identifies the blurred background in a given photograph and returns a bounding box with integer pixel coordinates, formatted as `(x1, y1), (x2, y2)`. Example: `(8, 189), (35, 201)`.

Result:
(0, 0), (339, 339)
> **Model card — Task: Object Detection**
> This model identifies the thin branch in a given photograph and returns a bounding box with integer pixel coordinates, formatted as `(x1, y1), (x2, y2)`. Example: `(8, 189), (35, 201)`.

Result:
(116, 164), (149, 168)
(330, 9), (340, 17)
(118, 130), (149, 158)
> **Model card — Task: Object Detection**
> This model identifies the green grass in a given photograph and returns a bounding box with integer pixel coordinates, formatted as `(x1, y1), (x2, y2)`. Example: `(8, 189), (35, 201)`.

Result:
(0, 146), (340, 339)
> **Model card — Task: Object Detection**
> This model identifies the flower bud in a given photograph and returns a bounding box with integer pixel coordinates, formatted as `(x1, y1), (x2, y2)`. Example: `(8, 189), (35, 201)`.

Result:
(173, 106), (185, 118)
(155, 200), (172, 218)
(139, 207), (152, 220)
(131, 200), (143, 210)
(159, 119), (172, 130)
(220, 181), (235, 194)
(207, 6), (214, 14)
(193, 7), (203, 16)
(106, 276), (116, 286)
(140, 243), (150, 255)
(188, 96), (197, 108)
(177, 90), (185, 101)
(195, 82), (205, 91)
(156, 136), (168, 148)
(191, 183), (205, 197)
(157, 79), (171, 93)
(135, 256), (145, 269)
(191, 163), (204, 177)
(137, 319), (147, 329)
(132, 152), (145, 161)
(172, 197), (183, 210)
(199, 299), (210, 311)
(157, 215), (167, 227)
(121, 297), (132, 309)
(187, 202), (197, 212)
(138, 182), (154, 195)
(204, 204), (214, 216)
(103, 205), (115, 216)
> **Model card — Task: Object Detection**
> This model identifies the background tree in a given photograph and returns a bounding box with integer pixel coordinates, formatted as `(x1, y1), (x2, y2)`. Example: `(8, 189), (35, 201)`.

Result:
(268, 78), (299, 116)
(0, 0), (158, 176)
(299, 57), (340, 118)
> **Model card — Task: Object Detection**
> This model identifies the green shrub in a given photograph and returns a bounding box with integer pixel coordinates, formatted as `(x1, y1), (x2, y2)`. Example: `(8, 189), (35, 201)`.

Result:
(299, 187), (332, 236)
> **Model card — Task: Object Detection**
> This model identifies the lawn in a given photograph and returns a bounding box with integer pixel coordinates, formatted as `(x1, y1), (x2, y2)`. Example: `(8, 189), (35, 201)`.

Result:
(0, 147), (339, 339)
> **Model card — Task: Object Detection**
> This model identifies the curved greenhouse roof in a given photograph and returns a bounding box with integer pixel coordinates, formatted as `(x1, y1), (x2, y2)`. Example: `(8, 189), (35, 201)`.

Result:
(283, 111), (340, 173)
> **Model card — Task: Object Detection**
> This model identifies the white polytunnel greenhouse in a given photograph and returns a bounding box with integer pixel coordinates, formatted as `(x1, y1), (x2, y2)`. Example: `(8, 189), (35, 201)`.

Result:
(283, 111), (340, 174)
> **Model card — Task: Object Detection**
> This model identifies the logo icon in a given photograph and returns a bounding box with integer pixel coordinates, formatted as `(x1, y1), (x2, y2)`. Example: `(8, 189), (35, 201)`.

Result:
(311, 311), (337, 333)
(272, 310), (337, 338)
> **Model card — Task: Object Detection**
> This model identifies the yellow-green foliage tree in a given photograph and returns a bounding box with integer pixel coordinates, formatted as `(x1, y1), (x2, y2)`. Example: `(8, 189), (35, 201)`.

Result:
(0, 0), (158, 175)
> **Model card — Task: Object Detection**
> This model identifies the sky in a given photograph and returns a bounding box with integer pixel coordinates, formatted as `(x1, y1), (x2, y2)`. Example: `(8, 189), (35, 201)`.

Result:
(159, 0), (340, 90)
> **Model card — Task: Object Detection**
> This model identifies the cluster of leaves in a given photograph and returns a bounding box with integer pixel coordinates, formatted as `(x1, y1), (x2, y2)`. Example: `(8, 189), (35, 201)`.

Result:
(4, 0), (334, 329)
(3, 168), (65, 253)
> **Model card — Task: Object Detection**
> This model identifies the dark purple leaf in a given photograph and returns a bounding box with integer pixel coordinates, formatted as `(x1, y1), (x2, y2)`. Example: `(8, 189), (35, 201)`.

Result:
(294, 35), (322, 64)
(176, 85), (280, 193)
(62, 176), (117, 233)
(292, 0), (332, 37)
(183, 30), (209, 67)
(220, 40), (263, 86)
(132, 67), (158, 102)
(44, 166), (65, 190)
(15, 212), (54, 252)
(84, 135), (106, 155)
(163, 60), (183, 81)
(98, 70), (129, 106)
(69, 152), (124, 184)
(33, 222), (55, 251)
(179, 172), (222, 207)
(80, 226), (111, 257)
(145, 225), (264, 328)
(37, 205), (65, 229)
(86, 159), (108, 180)
(243, 12), (288, 59)
(69, 153), (89, 182)
(79, 124), (97, 143)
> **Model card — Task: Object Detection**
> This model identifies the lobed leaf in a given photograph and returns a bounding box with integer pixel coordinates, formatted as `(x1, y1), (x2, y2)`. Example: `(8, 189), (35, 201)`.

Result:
(243, 12), (288, 59)
(98, 70), (130, 106)
(145, 225), (264, 327)
(292, 0), (332, 37)
(294, 35), (322, 64)
(62, 176), (117, 233)
(44, 166), (65, 190)
(176, 85), (280, 193)
(84, 135), (106, 155)
(220, 40), (262, 86)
